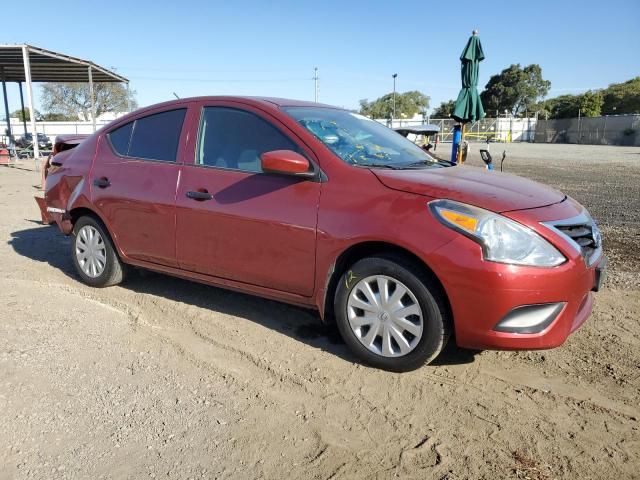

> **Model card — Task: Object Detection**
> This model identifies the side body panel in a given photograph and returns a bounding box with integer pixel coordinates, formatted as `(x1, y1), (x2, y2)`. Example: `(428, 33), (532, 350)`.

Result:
(88, 103), (193, 267)
(44, 136), (99, 233)
(175, 101), (321, 296)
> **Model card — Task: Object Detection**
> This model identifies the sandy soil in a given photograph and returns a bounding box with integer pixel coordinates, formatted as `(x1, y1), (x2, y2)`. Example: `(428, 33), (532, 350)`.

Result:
(1, 144), (639, 479)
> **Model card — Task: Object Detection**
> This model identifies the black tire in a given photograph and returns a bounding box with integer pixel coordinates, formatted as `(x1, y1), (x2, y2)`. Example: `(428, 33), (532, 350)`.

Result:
(71, 215), (125, 287)
(334, 255), (450, 372)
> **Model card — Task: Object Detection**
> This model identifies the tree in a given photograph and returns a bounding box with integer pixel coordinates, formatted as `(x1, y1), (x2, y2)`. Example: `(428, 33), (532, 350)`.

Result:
(10, 108), (41, 122)
(40, 82), (137, 120)
(576, 90), (604, 117)
(536, 90), (603, 119)
(359, 91), (430, 119)
(432, 100), (455, 118)
(480, 64), (550, 116)
(41, 112), (77, 121)
(601, 77), (640, 115)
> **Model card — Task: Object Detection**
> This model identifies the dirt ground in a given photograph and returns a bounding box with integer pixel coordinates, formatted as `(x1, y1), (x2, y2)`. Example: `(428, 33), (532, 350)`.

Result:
(1, 143), (639, 480)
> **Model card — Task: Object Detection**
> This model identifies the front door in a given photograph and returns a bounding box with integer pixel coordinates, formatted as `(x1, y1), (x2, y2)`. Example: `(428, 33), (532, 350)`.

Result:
(91, 107), (189, 267)
(175, 103), (321, 296)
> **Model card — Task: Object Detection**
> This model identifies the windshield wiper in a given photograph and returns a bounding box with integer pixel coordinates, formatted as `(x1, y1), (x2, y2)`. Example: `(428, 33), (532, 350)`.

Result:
(355, 162), (403, 170)
(402, 158), (450, 168)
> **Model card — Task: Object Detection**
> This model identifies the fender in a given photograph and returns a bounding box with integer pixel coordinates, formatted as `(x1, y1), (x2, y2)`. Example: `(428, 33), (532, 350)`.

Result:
(312, 233), (457, 319)
(65, 196), (134, 264)
(45, 174), (86, 235)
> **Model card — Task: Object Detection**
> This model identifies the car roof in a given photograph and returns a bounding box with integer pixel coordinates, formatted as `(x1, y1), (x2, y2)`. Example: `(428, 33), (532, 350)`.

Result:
(101, 96), (348, 132)
(131, 96), (341, 113)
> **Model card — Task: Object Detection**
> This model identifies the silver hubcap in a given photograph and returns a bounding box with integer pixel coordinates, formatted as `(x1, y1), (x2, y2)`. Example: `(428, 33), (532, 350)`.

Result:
(347, 275), (424, 357)
(75, 225), (107, 278)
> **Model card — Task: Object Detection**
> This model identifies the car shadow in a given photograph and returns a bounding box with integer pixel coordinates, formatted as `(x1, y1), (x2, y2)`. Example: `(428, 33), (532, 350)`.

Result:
(431, 342), (481, 366)
(8, 224), (478, 367)
(10, 223), (78, 277)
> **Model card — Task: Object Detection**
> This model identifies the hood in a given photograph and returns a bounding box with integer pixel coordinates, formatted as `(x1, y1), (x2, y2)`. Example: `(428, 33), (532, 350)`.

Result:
(372, 165), (566, 213)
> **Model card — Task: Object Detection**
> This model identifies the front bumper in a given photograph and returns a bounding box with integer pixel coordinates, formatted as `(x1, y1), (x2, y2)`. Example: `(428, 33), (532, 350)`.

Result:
(426, 199), (604, 351)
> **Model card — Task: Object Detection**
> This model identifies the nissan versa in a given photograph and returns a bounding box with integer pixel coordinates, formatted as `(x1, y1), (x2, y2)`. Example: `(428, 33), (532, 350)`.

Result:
(44, 97), (606, 371)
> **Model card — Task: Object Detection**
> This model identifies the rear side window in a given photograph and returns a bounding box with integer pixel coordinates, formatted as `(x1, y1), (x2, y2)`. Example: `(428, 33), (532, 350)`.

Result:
(129, 109), (186, 162)
(108, 122), (133, 155)
(108, 109), (186, 162)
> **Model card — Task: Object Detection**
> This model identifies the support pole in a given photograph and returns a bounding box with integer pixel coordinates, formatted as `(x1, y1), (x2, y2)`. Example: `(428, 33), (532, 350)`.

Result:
(18, 82), (27, 135)
(457, 123), (466, 164)
(88, 66), (96, 132)
(1, 67), (12, 150)
(22, 45), (39, 161)
(126, 82), (131, 113)
(577, 108), (581, 144)
(451, 124), (462, 165)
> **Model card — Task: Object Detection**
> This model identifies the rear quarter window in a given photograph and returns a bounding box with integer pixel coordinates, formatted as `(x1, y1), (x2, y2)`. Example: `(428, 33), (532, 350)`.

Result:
(108, 122), (133, 156)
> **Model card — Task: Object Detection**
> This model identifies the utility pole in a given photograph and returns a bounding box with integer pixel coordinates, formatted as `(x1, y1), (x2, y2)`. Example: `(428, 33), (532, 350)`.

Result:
(313, 67), (319, 103)
(392, 73), (398, 121)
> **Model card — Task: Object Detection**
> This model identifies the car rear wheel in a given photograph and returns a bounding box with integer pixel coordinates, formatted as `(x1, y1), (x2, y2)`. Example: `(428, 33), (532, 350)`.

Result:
(334, 255), (450, 372)
(71, 215), (125, 287)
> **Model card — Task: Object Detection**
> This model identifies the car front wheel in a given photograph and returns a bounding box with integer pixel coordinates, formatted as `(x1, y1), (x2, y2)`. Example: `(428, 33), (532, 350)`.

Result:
(334, 255), (450, 372)
(71, 215), (125, 287)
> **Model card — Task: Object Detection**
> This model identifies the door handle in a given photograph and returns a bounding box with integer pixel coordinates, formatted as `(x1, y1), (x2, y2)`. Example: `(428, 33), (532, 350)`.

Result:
(186, 190), (213, 201)
(93, 177), (111, 188)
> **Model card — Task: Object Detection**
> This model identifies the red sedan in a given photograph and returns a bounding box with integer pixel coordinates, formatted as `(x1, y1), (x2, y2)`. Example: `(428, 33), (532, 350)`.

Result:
(44, 97), (606, 371)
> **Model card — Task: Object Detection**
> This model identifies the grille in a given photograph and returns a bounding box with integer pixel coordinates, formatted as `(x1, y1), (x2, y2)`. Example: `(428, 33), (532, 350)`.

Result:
(549, 216), (602, 265)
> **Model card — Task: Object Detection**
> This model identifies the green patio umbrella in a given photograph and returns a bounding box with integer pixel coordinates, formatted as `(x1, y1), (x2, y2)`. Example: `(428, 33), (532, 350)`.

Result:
(452, 31), (485, 124)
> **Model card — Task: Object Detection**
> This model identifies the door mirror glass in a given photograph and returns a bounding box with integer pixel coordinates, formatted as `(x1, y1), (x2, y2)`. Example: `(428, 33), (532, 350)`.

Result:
(260, 150), (313, 177)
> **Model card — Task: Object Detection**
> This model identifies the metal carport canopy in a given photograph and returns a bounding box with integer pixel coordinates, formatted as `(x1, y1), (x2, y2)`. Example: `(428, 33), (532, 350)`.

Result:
(0, 44), (128, 158)
(0, 44), (128, 82)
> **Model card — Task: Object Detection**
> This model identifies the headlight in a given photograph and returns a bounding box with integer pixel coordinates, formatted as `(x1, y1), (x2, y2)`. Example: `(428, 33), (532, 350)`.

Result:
(429, 200), (565, 267)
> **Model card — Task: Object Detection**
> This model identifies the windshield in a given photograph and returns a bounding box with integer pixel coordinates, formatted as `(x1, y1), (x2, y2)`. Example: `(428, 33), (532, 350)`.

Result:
(283, 107), (444, 169)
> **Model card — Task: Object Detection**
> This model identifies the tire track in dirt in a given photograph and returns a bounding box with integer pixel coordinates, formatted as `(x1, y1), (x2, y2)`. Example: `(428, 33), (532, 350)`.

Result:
(8, 275), (508, 476)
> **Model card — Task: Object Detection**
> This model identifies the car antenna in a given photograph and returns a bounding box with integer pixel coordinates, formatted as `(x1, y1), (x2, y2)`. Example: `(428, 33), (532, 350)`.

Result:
(172, 92), (180, 99)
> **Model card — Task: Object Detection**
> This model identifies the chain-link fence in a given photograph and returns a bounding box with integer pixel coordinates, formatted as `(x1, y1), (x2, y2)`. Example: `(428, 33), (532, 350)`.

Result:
(384, 114), (640, 146)
(535, 114), (640, 146)
(380, 117), (536, 143)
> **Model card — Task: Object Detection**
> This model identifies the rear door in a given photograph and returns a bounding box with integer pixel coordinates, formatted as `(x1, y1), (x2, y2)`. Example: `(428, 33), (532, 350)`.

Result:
(91, 105), (190, 267)
(175, 101), (321, 296)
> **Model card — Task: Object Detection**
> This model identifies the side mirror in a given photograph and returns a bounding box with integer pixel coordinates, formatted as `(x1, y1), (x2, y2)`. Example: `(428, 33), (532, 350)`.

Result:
(260, 150), (314, 178)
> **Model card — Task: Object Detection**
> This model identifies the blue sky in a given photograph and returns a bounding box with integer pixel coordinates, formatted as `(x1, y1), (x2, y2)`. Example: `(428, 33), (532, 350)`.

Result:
(2, 0), (638, 114)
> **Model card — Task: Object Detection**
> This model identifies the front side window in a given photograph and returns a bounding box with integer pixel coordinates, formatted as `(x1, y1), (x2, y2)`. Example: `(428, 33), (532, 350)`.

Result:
(284, 107), (444, 169)
(197, 107), (300, 172)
